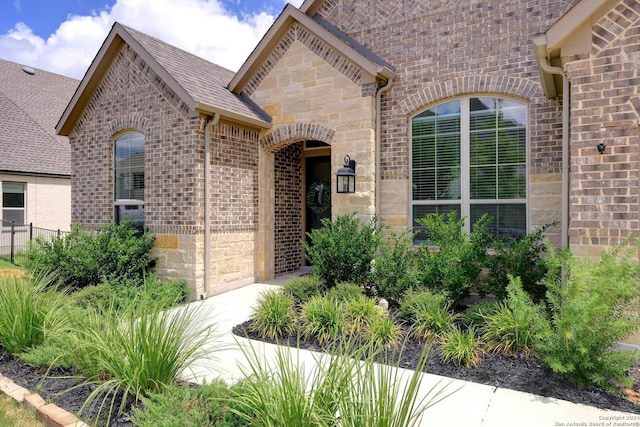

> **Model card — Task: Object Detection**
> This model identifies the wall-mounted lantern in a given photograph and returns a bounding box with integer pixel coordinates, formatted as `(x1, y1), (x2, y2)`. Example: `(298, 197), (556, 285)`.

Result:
(597, 143), (606, 154)
(337, 155), (356, 193)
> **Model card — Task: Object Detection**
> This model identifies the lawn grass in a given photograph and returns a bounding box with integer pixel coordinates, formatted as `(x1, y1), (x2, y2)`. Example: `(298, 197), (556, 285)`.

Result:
(0, 258), (17, 269)
(0, 393), (42, 426)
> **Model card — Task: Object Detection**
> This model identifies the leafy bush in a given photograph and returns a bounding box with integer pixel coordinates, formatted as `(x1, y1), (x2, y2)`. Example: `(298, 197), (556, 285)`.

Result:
(66, 297), (219, 423)
(439, 326), (484, 368)
(303, 214), (382, 291)
(370, 230), (418, 307)
(483, 224), (553, 300)
(250, 290), (296, 340)
(535, 242), (640, 391)
(299, 296), (343, 344)
(281, 276), (321, 307)
(398, 291), (459, 341)
(0, 274), (69, 354)
(71, 276), (188, 314)
(480, 276), (547, 357)
(325, 282), (364, 303)
(415, 212), (491, 304)
(133, 380), (246, 427)
(25, 222), (155, 290)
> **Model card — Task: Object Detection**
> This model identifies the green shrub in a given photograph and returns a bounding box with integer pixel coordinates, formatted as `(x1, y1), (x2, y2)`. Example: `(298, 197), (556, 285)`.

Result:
(18, 335), (74, 369)
(535, 242), (640, 391)
(398, 291), (459, 341)
(250, 290), (296, 340)
(462, 300), (500, 329)
(66, 297), (219, 424)
(302, 214), (382, 290)
(365, 315), (403, 350)
(0, 274), (69, 354)
(370, 230), (418, 307)
(343, 295), (380, 335)
(281, 276), (321, 307)
(325, 282), (364, 303)
(480, 277), (547, 358)
(25, 222), (155, 290)
(415, 212), (491, 304)
(483, 224), (553, 301)
(133, 380), (246, 427)
(299, 296), (343, 344)
(439, 326), (484, 368)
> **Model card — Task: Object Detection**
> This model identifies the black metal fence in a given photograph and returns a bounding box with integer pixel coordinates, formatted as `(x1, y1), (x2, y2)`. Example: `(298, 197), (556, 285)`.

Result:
(0, 220), (67, 265)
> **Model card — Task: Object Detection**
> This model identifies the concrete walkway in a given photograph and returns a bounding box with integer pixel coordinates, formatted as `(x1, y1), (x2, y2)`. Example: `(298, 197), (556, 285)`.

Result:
(180, 283), (639, 427)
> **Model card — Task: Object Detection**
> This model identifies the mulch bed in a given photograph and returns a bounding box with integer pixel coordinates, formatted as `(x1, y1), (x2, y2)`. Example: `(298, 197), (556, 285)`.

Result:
(2, 321), (639, 427)
(232, 319), (640, 415)
(0, 346), (135, 426)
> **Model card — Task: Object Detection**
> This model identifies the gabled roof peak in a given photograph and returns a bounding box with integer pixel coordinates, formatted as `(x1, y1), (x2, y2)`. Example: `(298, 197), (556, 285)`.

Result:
(57, 22), (271, 136)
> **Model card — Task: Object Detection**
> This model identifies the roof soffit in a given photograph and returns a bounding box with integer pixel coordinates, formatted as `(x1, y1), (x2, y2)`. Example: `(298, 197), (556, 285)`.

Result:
(299, 0), (323, 15)
(533, 0), (619, 99)
(546, 0), (618, 59)
(228, 4), (395, 93)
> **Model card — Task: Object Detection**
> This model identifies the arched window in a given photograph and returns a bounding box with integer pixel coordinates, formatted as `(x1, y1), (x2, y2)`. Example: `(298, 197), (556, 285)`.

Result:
(411, 97), (527, 240)
(114, 132), (145, 230)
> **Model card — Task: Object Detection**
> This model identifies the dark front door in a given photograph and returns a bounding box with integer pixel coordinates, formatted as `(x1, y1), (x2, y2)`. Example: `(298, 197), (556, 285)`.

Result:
(305, 155), (331, 235)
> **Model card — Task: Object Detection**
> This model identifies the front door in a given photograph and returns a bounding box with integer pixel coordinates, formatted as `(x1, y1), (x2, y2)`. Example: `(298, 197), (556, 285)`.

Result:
(305, 155), (331, 235)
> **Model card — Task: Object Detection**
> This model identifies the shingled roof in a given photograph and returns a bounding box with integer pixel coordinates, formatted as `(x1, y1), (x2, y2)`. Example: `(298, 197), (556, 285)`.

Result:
(57, 22), (271, 136)
(0, 59), (78, 176)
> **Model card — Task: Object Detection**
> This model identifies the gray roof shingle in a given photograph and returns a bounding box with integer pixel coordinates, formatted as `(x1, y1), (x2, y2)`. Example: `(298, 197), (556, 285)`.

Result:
(0, 59), (79, 176)
(119, 24), (270, 123)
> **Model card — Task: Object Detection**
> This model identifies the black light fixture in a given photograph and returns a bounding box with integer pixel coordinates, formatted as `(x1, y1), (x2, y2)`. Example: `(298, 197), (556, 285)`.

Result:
(337, 155), (356, 193)
(597, 142), (607, 154)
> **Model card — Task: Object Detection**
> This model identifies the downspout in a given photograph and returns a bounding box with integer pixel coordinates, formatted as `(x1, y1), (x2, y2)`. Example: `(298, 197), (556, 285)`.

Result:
(538, 59), (570, 248)
(202, 113), (220, 299)
(375, 78), (394, 217)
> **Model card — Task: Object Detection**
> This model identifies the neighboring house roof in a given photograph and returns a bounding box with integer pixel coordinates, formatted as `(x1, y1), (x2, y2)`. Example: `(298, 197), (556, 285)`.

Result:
(228, 4), (395, 93)
(0, 59), (78, 176)
(533, 0), (615, 98)
(57, 22), (271, 136)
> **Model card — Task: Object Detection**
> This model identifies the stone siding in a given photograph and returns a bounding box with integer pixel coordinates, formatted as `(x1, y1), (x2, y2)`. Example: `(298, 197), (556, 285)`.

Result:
(562, 1), (640, 256)
(251, 38), (377, 220)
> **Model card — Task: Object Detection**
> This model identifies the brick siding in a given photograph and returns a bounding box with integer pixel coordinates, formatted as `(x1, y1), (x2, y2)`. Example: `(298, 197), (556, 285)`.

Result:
(274, 143), (303, 275)
(563, 1), (640, 255)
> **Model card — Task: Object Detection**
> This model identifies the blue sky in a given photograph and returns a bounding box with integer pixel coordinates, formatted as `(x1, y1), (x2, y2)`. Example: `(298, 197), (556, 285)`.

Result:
(0, 0), (304, 78)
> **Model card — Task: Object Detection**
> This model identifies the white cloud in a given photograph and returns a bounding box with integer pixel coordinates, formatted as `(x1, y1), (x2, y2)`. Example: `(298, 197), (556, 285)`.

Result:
(0, 0), (304, 78)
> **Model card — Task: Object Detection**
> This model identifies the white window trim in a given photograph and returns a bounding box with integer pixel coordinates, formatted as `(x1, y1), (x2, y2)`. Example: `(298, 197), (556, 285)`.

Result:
(409, 96), (530, 235)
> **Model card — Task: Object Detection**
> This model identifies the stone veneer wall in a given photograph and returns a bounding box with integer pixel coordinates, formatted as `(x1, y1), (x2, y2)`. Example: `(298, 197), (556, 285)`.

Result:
(562, 1), (640, 257)
(274, 143), (303, 275)
(249, 25), (378, 221)
(312, 0), (582, 244)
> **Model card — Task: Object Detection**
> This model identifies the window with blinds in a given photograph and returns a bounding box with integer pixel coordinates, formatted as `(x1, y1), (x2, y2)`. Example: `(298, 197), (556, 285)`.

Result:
(411, 97), (527, 240)
(114, 132), (145, 230)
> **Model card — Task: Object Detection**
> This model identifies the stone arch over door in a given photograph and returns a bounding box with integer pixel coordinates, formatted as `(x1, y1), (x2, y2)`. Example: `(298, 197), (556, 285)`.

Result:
(257, 124), (335, 280)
